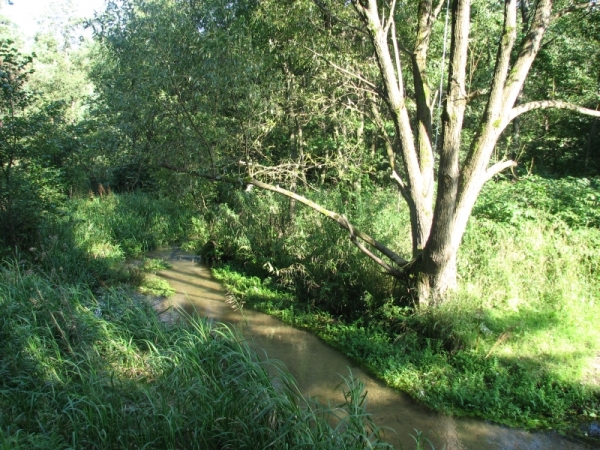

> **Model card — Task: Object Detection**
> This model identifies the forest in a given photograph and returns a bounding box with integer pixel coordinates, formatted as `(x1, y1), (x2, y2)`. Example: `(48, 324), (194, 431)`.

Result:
(1, 0), (599, 448)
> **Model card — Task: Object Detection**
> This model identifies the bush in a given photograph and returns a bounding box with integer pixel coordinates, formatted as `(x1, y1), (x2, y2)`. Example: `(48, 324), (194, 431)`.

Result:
(208, 178), (600, 434)
(203, 186), (411, 316)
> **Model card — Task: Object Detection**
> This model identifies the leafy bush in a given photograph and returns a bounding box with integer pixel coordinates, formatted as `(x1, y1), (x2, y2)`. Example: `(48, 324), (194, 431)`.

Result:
(474, 175), (600, 228)
(208, 178), (600, 435)
(203, 186), (410, 316)
(0, 42), (71, 251)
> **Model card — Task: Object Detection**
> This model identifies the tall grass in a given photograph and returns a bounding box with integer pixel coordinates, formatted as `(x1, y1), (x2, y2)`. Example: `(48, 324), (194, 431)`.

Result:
(0, 263), (389, 449)
(68, 192), (199, 258)
(1, 191), (390, 449)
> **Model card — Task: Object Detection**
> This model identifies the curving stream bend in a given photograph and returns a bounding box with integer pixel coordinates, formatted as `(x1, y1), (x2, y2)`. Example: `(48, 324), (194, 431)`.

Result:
(148, 248), (588, 450)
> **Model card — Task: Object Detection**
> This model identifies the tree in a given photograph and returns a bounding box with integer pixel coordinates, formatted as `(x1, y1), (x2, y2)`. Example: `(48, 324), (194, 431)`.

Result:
(248, 0), (600, 305)
(348, 0), (600, 304)
(0, 40), (69, 248)
(92, 0), (600, 305)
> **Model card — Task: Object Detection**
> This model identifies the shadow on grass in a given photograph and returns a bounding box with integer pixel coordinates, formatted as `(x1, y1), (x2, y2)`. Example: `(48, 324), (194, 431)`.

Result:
(1, 199), (391, 449)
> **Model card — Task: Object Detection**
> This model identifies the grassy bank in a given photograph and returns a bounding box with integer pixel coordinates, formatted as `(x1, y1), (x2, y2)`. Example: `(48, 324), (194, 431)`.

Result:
(205, 177), (600, 438)
(0, 192), (390, 449)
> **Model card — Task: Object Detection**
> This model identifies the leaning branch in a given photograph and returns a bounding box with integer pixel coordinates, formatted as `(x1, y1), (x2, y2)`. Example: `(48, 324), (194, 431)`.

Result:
(249, 178), (410, 270)
(305, 47), (378, 90)
(341, 216), (404, 277)
(485, 160), (518, 182)
(160, 163), (411, 273)
(509, 100), (600, 121)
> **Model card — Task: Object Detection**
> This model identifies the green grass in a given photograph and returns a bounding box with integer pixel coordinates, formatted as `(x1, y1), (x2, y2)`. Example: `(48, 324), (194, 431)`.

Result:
(140, 257), (172, 272)
(67, 192), (199, 259)
(0, 191), (391, 449)
(139, 274), (176, 296)
(0, 262), (390, 449)
(209, 177), (600, 439)
(8, 182), (597, 445)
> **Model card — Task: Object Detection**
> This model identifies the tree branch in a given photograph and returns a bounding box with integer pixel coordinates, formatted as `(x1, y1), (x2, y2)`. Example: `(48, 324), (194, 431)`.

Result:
(312, 0), (367, 34)
(433, 0), (446, 20)
(509, 100), (600, 121)
(465, 88), (489, 103)
(249, 178), (410, 269)
(552, 1), (597, 21)
(391, 20), (405, 94)
(341, 215), (404, 277)
(305, 46), (378, 90)
(383, 0), (398, 34)
(160, 163), (411, 270)
(485, 160), (517, 182)
(368, 96), (408, 194)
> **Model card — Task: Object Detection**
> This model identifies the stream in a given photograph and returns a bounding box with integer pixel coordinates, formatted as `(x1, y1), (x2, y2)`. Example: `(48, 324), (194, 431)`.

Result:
(148, 248), (589, 449)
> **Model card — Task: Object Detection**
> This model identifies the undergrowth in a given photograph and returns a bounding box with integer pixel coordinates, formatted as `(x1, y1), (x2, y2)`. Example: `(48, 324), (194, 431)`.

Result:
(0, 191), (390, 449)
(0, 263), (389, 449)
(208, 176), (600, 438)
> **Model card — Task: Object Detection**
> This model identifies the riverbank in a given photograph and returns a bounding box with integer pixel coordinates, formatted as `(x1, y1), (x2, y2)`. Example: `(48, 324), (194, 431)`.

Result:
(191, 179), (600, 443)
(4, 190), (597, 447)
(212, 263), (599, 445)
(0, 195), (390, 449)
(147, 246), (594, 449)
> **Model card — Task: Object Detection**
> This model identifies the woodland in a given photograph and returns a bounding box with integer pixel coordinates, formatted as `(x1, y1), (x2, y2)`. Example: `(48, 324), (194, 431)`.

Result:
(1, 0), (600, 448)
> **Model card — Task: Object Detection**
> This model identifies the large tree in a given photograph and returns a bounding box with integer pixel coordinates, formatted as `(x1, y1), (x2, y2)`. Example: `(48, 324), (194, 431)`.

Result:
(248, 0), (600, 304)
(348, 0), (600, 303)
(93, 0), (600, 305)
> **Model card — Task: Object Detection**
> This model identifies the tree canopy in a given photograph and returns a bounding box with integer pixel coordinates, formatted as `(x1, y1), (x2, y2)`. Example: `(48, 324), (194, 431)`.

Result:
(85, 0), (599, 304)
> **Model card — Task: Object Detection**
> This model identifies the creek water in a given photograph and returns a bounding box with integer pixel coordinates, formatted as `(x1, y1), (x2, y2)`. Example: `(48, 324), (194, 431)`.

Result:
(148, 248), (588, 449)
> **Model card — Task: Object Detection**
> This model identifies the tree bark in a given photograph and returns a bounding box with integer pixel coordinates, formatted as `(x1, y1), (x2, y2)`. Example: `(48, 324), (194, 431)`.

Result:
(418, 0), (470, 304)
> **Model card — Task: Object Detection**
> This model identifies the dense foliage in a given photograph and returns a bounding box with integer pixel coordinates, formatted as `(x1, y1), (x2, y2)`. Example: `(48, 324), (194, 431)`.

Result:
(0, 194), (389, 449)
(209, 177), (600, 433)
(0, 41), (64, 248)
(1, 0), (599, 445)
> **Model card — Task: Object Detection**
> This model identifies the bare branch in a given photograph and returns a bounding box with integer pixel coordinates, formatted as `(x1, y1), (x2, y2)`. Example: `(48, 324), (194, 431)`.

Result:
(433, 0), (446, 20)
(552, 1), (597, 21)
(485, 160), (518, 182)
(311, 0), (367, 34)
(391, 169), (407, 190)
(509, 100), (600, 121)
(500, 0), (551, 108)
(383, 0), (398, 34)
(465, 88), (489, 103)
(305, 46), (378, 90)
(347, 80), (382, 97)
(249, 179), (410, 268)
(391, 20), (405, 94)
(368, 97), (408, 193)
(237, 160), (318, 186)
(341, 215), (404, 277)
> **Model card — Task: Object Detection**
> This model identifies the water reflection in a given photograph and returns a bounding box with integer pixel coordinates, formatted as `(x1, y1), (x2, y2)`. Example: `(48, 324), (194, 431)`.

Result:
(149, 249), (588, 450)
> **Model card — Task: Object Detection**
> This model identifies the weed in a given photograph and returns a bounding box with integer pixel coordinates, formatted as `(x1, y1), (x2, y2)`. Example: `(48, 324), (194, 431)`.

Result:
(0, 259), (391, 449)
(139, 275), (176, 297)
(1, 191), (391, 448)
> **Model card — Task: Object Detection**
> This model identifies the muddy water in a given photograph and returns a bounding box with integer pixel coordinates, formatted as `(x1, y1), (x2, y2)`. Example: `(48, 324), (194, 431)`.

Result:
(150, 248), (588, 449)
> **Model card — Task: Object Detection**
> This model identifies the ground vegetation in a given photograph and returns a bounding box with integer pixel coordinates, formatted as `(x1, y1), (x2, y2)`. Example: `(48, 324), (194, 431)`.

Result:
(1, 0), (599, 445)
